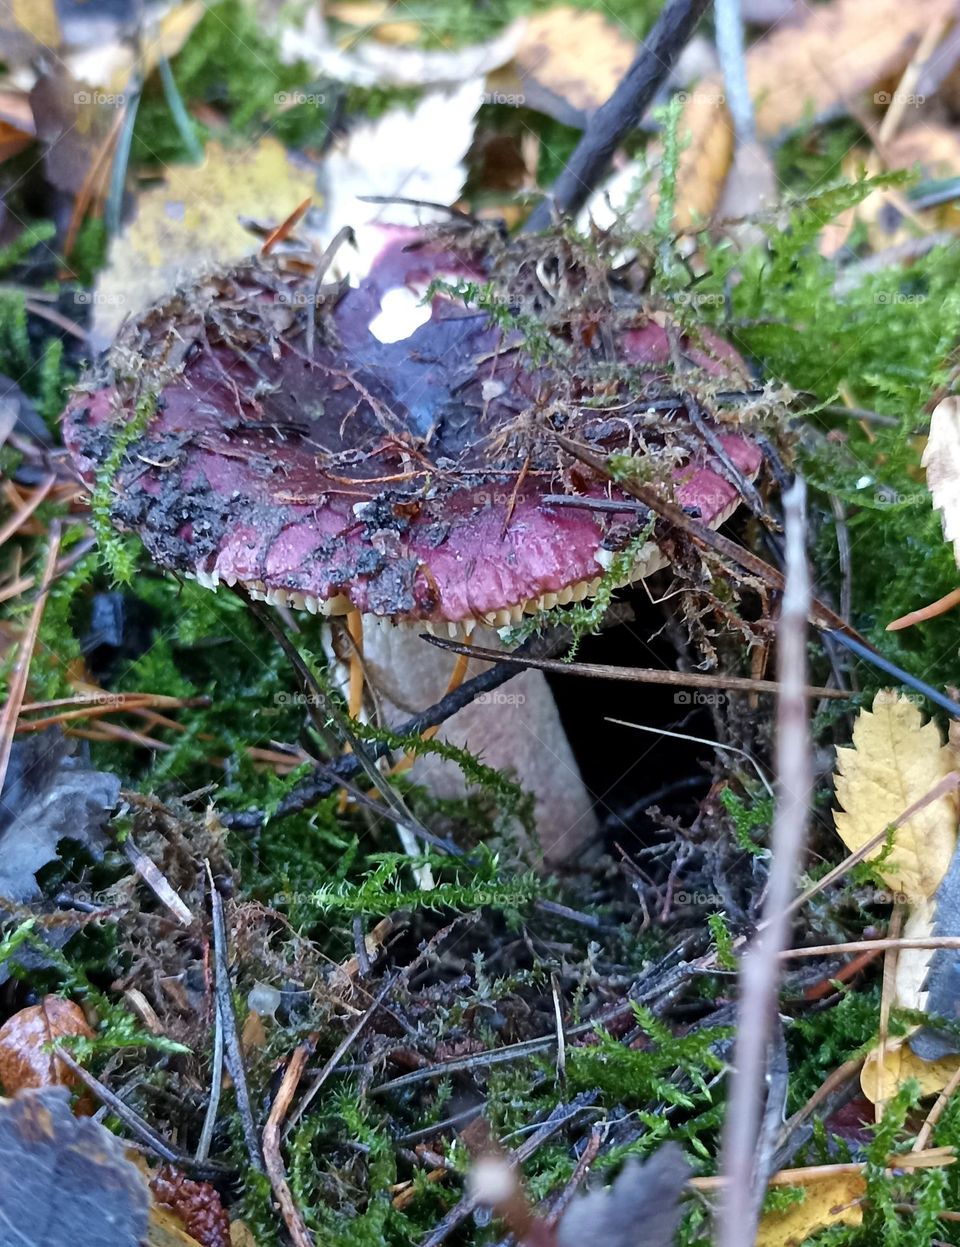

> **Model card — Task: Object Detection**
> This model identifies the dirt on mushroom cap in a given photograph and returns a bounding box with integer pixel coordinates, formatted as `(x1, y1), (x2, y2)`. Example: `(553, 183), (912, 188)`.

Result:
(62, 221), (775, 623)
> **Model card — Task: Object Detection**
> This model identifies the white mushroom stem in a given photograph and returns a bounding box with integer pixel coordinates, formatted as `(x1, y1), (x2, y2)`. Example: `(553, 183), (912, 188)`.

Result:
(334, 619), (598, 865)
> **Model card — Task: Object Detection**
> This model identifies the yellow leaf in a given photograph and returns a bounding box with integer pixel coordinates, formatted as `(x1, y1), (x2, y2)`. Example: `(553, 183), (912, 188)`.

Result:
(833, 690), (957, 904)
(673, 88), (734, 228)
(6, 0), (59, 49)
(923, 399), (960, 569)
(861, 1033), (960, 1103)
(655, 0), (956, 228)
(91, 138), (317, 350)
(327, 1), (421, 44)
(896, 897), (938, 1013)
(754, 1172), (865, 1247)
(746, 0), (956, 140)
(147, 1205), (204, 1247)
(509, 8), (635, 125)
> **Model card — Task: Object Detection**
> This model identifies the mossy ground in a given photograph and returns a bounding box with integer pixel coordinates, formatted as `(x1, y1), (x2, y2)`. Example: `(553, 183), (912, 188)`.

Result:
(3, 3), (960, 1244)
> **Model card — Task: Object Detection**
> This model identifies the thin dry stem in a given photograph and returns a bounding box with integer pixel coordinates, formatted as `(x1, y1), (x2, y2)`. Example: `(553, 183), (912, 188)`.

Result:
(717, 478), (812, 1247)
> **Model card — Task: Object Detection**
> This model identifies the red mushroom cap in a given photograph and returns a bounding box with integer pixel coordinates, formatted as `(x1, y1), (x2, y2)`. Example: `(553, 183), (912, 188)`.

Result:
(63, 227), (762, 624)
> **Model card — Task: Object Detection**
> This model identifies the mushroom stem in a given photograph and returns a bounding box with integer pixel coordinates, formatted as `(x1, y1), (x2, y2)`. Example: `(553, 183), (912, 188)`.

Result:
(346, 609), (365, 720)
(355, 621), (598, 864)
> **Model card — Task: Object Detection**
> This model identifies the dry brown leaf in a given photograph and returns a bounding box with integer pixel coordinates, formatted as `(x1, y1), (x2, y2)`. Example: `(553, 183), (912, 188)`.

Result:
(29, 66), (123, 197)
(746, 0), (956, 140)
(662, 0), (956, 228)
(821, 124), (960, 258)
(754, 1171), (865, 1246)
(923, 399), (960, 569)
(91, 138), (317, 349)
(833, 690), (957, 904)
(0, 995), (94, 1095)
(886, 124), (960, 187)
(506, 7), (635, 127)
(861, 1032), (960, 1103)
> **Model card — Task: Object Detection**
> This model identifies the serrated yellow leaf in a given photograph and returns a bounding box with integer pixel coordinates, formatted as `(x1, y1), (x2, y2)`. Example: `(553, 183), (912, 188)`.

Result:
(861, 1032), (960, 1103)
(896, 897), (938, 1013)
(754, 1172), (864, 1247)
(833, 691), (957, 904)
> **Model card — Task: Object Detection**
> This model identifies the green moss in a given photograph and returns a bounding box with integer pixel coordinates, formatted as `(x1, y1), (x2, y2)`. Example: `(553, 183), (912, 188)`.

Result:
(680, 172), (960, 695)
(132, 0), (333, 164)
(707, 912), (737, 970)
(90, 391), (158, 583)
(303, 849), (541, 920)
(719, 785), (773, 857)
(786, 986), (881, 1114)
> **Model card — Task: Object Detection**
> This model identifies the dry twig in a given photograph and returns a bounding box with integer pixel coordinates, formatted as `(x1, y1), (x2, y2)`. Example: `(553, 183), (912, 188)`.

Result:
(717, 479), (812, 1247)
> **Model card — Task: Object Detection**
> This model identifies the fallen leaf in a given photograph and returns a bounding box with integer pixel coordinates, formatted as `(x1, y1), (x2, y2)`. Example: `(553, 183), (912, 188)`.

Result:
(29, 64), (122, 197)
(0, 727), (120, 903)
(924, 400), (960, 569)
(754, 1171), (865, 1246)
(862, 1032), (960, 1102)
(0, 1086), (150, 1246)
(896, 895), (939, 1015)
(822, 125), (960, 259)
(664, 0), (956, 228)
(556, 1143), (690, 1247)
(833, 690), (957, 905)
(148, 1205), (205, 1247)
(885, 124), (960, 194)
(673, 89), (735, 228)
(746, 0), (956, 140)
(91, 138), (317, 349)
(503, 7), (636, 128)
(0, 995), (94, 1095)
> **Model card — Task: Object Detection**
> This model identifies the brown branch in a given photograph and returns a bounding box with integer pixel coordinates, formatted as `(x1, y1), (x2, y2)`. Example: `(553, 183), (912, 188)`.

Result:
(263, 1038), (317, 1247)
(0, 522), (61, 794)
(422, 633), (849, 700)
(524, 0), (712, 229)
